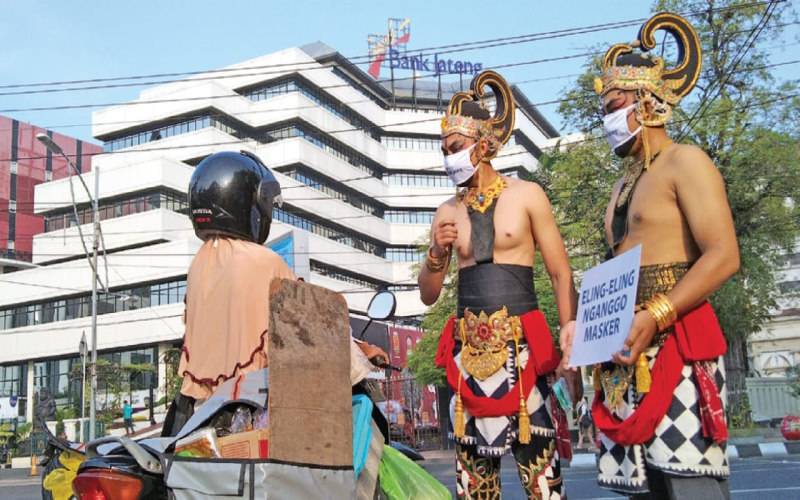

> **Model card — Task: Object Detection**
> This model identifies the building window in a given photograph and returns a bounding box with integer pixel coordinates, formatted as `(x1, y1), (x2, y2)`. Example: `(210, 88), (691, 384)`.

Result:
(102, 113), (244, 152)
(381, 136), (440, 151)
(264, 121), (383, 179)
(281, 166), (384, 217)
(34, 358), (80, 411)
(779, 280), (800, 294)
(273, 206), (385, 258)
(330, 67), (390, 110)
(43, 188), (188, 233)
(385, 247), (423, 262)
(0, 277), (187, 331)
(239, 75), (382, 142)
(310, 260), (388, 290)
(383, 172), (451, 188)
(0, 363), (27, 419)
(384, 210), (435, 225)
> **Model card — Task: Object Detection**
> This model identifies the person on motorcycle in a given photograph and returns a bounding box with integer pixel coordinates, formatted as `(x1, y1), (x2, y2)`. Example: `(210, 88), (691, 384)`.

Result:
(178, 150), (295, 405)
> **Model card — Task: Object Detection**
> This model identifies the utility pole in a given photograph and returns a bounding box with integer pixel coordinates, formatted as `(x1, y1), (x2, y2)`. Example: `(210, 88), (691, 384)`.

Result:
(89, 167), (99, 441)
(79, 332), (86, 443)
(36, 134), (101, 441)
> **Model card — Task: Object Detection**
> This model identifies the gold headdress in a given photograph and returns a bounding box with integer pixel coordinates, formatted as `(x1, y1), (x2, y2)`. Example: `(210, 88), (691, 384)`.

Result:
(595, 12), (702, 126)
(441, 70), (515, 160)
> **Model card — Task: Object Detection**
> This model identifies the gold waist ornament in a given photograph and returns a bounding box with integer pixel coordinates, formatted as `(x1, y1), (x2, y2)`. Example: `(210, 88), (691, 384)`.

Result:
(459, 306), (523, 380)
(637, 261), (690, 348)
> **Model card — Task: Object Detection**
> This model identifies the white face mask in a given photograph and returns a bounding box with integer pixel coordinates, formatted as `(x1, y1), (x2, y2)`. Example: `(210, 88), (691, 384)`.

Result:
(443, 144), (477, 186)
(603, 103), (641, 153)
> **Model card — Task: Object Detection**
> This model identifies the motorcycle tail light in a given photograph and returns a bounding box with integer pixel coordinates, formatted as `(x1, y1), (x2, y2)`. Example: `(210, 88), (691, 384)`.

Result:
(72, 469), (143, 500)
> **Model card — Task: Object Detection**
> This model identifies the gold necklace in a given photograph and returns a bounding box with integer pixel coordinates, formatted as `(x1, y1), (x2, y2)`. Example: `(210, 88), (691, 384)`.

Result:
(615, 139), (673, 210)
(462, 175), (508, 213)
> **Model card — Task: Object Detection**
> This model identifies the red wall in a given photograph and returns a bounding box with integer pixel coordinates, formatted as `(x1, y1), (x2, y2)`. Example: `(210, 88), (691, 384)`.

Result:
(0, 115), (102, 259)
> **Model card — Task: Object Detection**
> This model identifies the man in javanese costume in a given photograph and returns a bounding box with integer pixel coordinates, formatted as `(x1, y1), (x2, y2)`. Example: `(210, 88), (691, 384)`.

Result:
(419, 70), (580, 500)
(560, 12), (739, 500)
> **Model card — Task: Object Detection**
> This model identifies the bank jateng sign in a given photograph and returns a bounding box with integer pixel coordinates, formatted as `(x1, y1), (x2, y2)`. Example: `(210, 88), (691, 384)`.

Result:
(367, 18), (483, 79)
(387, 50), (483, 78)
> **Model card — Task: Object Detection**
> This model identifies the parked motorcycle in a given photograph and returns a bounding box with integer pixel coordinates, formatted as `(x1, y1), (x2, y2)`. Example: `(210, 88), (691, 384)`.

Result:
(41, 287), (430, 500)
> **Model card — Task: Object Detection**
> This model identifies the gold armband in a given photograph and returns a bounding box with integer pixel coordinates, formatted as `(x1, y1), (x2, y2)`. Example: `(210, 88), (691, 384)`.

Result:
(642, 293), (677, 332)
(425, 247), (448, 272)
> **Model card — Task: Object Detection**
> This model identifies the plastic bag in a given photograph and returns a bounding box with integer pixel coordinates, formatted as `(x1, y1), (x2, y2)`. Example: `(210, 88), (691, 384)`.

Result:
(230, 406), (253, 434)
(378, 444), (450, 500)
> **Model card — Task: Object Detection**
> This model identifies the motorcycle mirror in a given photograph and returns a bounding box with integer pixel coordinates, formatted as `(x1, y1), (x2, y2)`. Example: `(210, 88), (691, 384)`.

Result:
(366, 290), (396, 320)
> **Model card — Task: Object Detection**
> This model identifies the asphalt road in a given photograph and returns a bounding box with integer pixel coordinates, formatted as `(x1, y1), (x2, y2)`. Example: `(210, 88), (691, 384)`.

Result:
(419, 454), (800, 499)
(2, 455), (799, 499)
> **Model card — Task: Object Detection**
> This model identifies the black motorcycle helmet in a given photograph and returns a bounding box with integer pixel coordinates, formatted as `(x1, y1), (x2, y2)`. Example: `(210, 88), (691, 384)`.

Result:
(188, 150), (282, 244)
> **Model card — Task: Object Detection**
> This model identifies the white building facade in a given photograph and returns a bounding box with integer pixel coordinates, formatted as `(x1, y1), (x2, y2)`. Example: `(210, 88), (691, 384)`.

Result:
(0, 43), (560, 421)
(748, 243), (800, 377)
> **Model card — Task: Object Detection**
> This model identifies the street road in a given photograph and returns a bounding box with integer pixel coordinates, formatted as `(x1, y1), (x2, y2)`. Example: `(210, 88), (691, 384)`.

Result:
(2, 455), (799, 499)
(420, 454), (800, 499)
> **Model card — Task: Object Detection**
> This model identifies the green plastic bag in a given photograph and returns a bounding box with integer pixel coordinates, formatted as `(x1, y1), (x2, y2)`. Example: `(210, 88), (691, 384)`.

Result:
(379, 444), (451, 500)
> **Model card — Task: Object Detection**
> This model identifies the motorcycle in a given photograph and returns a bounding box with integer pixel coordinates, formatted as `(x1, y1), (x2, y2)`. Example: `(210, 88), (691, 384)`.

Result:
(41, 285), (434, 500)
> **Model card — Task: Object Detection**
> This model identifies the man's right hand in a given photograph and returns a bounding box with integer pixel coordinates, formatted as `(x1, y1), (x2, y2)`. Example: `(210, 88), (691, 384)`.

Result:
(431, 220), (457, 258)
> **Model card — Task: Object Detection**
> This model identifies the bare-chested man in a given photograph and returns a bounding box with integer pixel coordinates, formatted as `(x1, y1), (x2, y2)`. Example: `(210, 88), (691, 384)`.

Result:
(560, 13), (739, 500)
(419, 71), (579, 500)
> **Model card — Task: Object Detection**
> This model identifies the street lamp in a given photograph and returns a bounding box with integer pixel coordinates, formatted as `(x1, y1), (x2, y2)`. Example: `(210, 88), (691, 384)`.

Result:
(78, 331), (87, 443)
(36, 133), (101, 441)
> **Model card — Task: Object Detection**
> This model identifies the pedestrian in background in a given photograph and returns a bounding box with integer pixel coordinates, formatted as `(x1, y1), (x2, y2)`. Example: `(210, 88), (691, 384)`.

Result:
(123, 400), (134, 435)
(575, 397), (594, 449)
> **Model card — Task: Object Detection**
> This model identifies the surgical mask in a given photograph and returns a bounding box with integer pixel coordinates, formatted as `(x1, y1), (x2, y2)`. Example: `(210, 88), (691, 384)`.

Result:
(603, 103), (641, 157)
(443, 144), (477, 186)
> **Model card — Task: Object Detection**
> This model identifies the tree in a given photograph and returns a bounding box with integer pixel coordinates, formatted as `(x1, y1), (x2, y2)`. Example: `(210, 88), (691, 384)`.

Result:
(543, 0), (800, 426)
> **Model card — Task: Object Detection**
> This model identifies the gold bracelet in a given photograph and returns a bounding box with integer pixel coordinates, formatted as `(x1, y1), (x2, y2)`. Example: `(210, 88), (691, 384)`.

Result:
(425, 247), (448, 272)
(642, 294), (677, 332)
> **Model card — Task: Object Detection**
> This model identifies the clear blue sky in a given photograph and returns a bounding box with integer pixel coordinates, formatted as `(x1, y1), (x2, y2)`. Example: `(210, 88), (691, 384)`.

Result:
(1, 1), (797, 143)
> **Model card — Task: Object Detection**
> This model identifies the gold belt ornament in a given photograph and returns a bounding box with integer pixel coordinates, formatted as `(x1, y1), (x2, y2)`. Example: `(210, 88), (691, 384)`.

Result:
(459, 306), (522, 380)
(595, 364), (633, 411)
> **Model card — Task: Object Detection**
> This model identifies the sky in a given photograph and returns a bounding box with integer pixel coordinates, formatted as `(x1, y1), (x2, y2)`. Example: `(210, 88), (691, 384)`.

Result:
(1, 0), (797, 144)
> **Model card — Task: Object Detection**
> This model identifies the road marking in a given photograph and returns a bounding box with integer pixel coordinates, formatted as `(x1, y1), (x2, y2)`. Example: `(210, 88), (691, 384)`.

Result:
(732, 486), (800, 493)
(0, 478), (40, 486)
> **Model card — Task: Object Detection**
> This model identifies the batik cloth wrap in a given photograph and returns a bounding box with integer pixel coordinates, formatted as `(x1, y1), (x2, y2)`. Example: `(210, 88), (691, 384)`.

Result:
(593, 263), (729, 495)
(435, 306), (570, 459)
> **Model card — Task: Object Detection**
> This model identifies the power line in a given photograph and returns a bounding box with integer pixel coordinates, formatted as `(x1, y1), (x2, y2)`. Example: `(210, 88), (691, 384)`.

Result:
(677, 0), (782, 140)
(0, 0), (781, 96)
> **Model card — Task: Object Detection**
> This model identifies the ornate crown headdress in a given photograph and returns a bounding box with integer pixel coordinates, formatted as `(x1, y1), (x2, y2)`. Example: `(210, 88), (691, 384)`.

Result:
(441, 70), (515, 160)
(595, 12), (702, 126)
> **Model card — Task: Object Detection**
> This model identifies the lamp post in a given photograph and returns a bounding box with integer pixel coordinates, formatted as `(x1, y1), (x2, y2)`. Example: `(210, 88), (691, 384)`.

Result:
(36, 133), (100, 441)
(79, 331), (87, 443)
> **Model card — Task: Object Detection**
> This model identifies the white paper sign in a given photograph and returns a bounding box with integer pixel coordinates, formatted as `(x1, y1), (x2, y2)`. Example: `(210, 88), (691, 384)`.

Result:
(568, 245), (641, 367)
(0, 396), (20, 419)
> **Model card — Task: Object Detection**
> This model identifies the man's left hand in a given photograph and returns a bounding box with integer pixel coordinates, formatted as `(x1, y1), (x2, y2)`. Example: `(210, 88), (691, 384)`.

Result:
(612, 309), (657, 365)
(558, 320), (578, 371)
(555, 365), (584, 406)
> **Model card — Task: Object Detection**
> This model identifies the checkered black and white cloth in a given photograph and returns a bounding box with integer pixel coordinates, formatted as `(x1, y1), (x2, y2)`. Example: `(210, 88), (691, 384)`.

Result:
(447, 340), (556, 457)
(597, 347), (729, 494)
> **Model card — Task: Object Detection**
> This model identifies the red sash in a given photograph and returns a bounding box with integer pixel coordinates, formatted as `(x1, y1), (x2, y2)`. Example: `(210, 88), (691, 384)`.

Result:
(435, 309), (560, 417)
(592, 301), (728, 446)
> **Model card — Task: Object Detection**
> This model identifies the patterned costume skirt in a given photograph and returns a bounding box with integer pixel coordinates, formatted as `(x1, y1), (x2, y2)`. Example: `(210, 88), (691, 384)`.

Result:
(447, 338), (557, 456)
(597, 347), (730, 494)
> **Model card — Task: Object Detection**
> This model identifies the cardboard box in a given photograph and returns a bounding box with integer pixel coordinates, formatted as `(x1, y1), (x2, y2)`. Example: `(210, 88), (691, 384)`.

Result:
(217, 428), (269, 459)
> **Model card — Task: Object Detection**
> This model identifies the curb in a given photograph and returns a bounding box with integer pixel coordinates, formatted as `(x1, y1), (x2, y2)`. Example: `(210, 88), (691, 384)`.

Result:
(728, 441), (800, 459)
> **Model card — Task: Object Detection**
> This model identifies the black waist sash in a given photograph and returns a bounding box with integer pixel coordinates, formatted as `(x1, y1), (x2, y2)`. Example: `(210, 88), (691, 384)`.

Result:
(457, 263), (538, 317)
